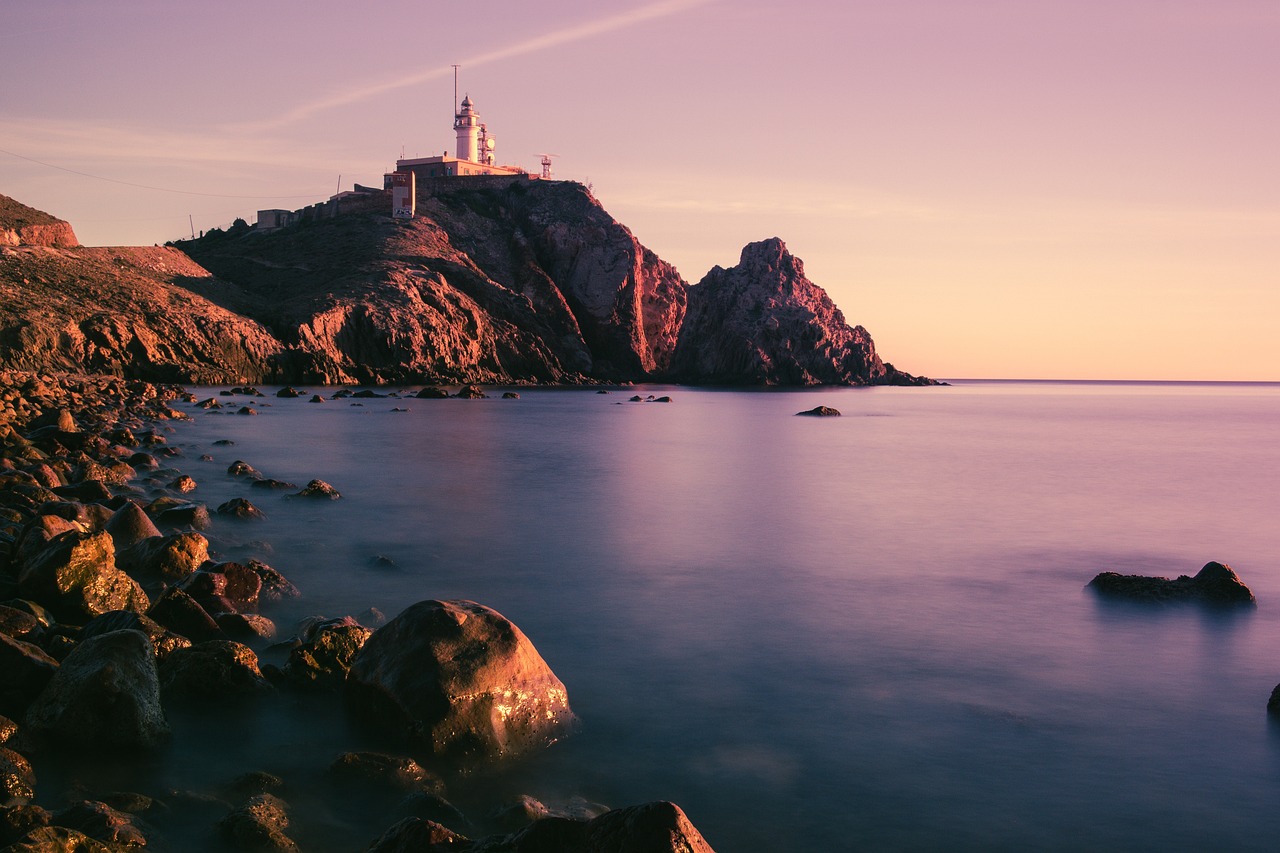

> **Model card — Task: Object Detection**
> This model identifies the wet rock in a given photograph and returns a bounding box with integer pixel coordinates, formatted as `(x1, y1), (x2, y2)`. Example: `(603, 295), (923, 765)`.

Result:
(250, 478), (297, 491)
(796, 405), (841, 417)
(227, 460), (260, 478)
(219, 794), (299, 852)
(237, 407), (258, 416)
(394, 792), (468, 832)
(1267, 684), (1280, 717)
(125, 452), (158, 471)
(0, 804), (50, 845)
(345, 600), (576, 761)
(24, 629), (170, 751)
(247, 560), (299, 603)
(153, 501), (211, 530)
(327, 751), (443, 795)
(276, 387), (302, 399)
(352, 390), (386, 399)
(117, 530), (209, 582)
(159, 640), (272, 701)
(197, 397), (222, 409)
(1088, 561), (1256, 606)
(0, 747), (35, 804)
(49, 479), (112, 503)
(0, 717), (15, 744)
(217, 498), (266, 521)
(213, 439), (236, 446)
(0, 606), (41, 644)
(51, 800), (146, 847)
(455, 386), (487, 399)
(17, 530), (149, 621)
(366, 818), (466, 852)
(308, 395), (325, 403)
(228, 771), (285, 798)
(216, 613), (277, 643)
(104, 502), (160, 550)
(282, 616), (371, 690)
(415, 387), (449, 400)
(81, 610), (191, 661)
(501, 392), (520, 399)
(147, 587), (223, 642)
(289, 480), (340, 500)
(368, 555), (399, 570)
(169, 474), (197, 493)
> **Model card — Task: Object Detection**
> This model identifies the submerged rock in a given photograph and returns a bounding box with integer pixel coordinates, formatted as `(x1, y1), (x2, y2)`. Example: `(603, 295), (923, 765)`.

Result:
(290, 479), (340, 500)
(796, 405), (841, 417)
(219, 793), (299, 852)
(1088, 561), (1255, 606)
(345, 599), (576, 762)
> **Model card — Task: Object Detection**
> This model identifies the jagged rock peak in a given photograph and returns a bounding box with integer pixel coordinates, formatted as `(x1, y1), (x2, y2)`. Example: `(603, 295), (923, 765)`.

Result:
(0, 194), (79, 248)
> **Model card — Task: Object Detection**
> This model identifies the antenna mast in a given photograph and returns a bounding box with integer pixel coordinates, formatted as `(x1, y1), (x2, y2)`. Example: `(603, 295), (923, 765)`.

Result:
(452, 64), (460, 115)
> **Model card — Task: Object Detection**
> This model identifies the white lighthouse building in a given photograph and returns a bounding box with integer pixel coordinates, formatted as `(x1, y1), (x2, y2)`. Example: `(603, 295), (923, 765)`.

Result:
(395, 92), (525, 179)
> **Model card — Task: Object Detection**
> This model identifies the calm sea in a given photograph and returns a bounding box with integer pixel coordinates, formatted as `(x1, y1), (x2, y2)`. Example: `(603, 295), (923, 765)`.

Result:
(90, 380), (1280, 850)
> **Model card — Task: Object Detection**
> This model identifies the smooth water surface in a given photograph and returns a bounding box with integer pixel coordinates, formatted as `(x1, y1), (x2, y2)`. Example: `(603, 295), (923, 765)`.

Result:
(151, 381), (1280, 850)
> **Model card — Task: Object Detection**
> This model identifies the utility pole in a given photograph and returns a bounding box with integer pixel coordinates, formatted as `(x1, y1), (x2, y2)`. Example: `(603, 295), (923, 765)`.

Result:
(189, 214), (195, 240)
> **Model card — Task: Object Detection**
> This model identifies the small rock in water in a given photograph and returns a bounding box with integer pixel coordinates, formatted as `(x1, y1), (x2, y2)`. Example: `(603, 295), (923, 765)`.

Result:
(416, 387), (449, 399)
(276, 387), (302, 399)
(213, 439), (236, 446)
(502, 392), (520, 399)
(309, 395), (325, 403)
(1088, 561), (1255, 606)
(170, 474), (198, 492)
(454, 385), (487, 399)
(217, 498), (266, 521)
(290, 480), (341, 500)
(368, 555), (399, 570)
(236, 407), (257, 416)
(796, 405), (841, 417)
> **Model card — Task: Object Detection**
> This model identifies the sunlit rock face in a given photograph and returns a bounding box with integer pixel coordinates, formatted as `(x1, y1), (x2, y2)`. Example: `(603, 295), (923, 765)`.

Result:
(0, 195), (78, 248)
(344, 599), (576, 762)
(670, 238), (927, 386)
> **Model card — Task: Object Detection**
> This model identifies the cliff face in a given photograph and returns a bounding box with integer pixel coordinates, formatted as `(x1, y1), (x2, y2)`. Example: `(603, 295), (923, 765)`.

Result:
(671, 239), (927, 385)
(178, 183), (689, 384)
(0, 186), (931, 386)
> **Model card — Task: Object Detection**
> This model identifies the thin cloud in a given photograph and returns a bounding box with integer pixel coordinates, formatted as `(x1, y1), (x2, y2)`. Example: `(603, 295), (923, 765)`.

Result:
(239, 0), (713, 131)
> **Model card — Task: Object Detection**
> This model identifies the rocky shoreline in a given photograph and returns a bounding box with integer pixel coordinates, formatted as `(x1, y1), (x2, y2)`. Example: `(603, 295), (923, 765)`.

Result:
(0, 371), (715, 852)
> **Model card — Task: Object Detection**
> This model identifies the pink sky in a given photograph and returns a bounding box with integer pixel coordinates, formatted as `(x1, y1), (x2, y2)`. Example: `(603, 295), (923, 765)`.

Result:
(2, 0), (1277, 380)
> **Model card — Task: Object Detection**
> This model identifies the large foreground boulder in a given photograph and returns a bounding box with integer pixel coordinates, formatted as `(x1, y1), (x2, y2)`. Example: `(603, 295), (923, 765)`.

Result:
(1088, 561), (1255, 606)
(345, 600), (576, 762)
(23, 629), (169, 750)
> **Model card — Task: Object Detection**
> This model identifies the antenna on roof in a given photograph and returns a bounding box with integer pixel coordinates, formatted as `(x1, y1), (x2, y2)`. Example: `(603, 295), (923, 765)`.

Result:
(452, 64), (460, 115)
(537, 153), (559, 180)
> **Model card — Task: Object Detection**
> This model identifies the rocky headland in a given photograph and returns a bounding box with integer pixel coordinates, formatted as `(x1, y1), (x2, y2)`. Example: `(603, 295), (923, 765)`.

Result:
(1, 187), (932, 388)
(0, 371), (717, 851)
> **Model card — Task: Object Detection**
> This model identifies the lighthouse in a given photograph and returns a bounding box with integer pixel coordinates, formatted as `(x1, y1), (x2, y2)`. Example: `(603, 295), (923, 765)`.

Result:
(454, 95), (481, 162)
(394, 80), (534, 181)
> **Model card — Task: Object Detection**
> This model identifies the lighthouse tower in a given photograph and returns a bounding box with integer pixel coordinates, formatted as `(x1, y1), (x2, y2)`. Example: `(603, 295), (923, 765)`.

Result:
(454, 95), (481, 162)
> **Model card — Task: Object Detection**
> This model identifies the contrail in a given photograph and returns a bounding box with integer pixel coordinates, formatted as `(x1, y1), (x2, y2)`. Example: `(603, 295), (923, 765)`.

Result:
(242, 0), (712, 131)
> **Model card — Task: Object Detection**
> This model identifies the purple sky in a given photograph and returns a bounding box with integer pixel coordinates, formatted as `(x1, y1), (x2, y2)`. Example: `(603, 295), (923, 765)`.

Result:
(3, 0), (1277, 379)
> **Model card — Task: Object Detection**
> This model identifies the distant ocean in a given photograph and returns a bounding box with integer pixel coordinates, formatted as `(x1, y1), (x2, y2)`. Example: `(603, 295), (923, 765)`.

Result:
(88, 381), (1280, 851)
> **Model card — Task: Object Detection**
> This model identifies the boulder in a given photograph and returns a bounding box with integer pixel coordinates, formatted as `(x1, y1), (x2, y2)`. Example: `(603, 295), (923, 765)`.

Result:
(217, 498), (267, 521)
(289, 480), (341, 500)
(147, 587), (223, 642)
(367, 818), (467, 852)
(23, 629), (170, 750)
(0, 747), (35, 804)
(51, 800), (147, 847)
(282, 616), (371, 690)
(117, 530), (209, 581)
(158, 640), (272, 701)
(0, 634), (59, 718)
(216, 613), (277, 643)
(0, 804), (51, 846)
(0, 606), (41, 644)
(415, 387), (449, 399)
(1088, 561), (1255, 605)
(345, 600), (576, 761)
(104, 502), (160, 550)
(219, 794), (299, 852)
(227, 460), (260, 478)
(454, 386), (487, 399)
(327, 751), (443, 795)
(796, 405), (841, 417)
(153, 501), (211, 530)
(247, 560), (300, 603)
(81, 610), (191, 661)
(169, 474), (198, 493)
(17, 530), (149, 621)
(276, 387), (302, 399)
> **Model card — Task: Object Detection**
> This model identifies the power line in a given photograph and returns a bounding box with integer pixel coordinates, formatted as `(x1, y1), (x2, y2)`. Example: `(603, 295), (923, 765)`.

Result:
(0, 146), (321, 200)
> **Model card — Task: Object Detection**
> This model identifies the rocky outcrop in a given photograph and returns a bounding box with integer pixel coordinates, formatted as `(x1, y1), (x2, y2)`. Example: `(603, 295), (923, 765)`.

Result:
(345, 600), (576, 762)
(670, 238), (928, 385)
(3, 186), (931, 386)
(1087, 561), (1256, 605)
(0, 196), (78, 249)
